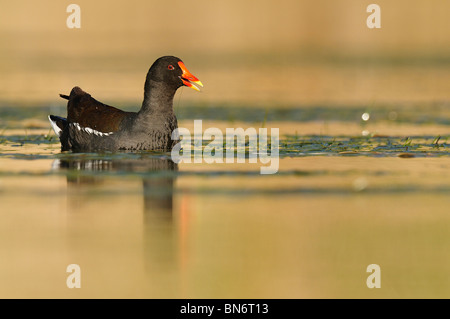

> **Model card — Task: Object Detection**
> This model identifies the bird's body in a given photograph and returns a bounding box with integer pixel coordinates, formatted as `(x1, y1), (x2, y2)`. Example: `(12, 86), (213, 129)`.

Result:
(49, 56), (202, 152)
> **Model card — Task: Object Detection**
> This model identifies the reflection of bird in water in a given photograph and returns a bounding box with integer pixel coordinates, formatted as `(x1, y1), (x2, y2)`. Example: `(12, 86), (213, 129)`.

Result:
(55, 156), (176, 207)
(52, 156), (180, 275)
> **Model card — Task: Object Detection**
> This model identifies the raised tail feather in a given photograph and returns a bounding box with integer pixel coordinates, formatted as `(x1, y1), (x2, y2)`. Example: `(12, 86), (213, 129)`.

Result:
(48, 115), (71, 151)
(48, 115), (67, 137)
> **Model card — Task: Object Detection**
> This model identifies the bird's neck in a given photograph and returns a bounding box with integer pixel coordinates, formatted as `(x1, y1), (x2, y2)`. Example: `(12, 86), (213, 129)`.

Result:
(140, 79), (177, 115)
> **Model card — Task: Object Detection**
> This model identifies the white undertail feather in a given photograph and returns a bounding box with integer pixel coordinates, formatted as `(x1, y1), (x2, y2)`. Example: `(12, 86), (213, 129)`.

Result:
(48, 116), (114, 138)
(48, 115), (62, 137)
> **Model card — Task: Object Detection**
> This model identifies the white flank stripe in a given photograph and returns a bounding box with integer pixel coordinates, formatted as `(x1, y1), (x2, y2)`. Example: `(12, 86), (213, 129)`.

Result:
(72, 122), (113, 137)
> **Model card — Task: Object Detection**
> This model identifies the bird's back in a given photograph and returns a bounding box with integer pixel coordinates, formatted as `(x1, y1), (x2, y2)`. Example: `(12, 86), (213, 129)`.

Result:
(66, 86), (133, 133)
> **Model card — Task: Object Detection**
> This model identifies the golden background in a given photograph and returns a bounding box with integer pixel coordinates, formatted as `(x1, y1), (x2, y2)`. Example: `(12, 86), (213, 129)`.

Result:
(1, 0), (449, 105)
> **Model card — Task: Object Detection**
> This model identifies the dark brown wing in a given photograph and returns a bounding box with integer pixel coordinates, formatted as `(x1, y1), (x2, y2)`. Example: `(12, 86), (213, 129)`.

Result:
(63, 86), (133, 133)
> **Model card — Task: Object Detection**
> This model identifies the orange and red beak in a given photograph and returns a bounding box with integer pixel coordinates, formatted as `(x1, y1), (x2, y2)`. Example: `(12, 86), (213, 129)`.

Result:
(178, 61), (203, 92)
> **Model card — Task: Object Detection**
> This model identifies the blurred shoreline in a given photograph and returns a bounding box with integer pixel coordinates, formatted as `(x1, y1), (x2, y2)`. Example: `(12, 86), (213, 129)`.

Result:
(1, 1), (449, 106)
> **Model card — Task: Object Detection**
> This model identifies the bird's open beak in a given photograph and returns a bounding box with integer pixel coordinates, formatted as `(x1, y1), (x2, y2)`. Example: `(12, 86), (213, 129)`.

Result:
(178, 61), (203, 92)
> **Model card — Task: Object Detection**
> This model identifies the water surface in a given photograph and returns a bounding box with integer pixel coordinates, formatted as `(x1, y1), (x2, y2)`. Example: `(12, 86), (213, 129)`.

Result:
(0, 106), (448, 298)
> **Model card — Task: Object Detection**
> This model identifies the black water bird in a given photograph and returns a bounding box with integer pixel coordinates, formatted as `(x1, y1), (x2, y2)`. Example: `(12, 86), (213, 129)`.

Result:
(48, 56), (202, 152)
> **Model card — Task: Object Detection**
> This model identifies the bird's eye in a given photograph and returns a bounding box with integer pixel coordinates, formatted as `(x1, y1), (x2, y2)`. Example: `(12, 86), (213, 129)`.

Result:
(168, 65), (174, 70)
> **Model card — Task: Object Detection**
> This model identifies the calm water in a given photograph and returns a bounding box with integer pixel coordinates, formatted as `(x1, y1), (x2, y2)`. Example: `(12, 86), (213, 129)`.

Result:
(0, 104), (449, 298)
(1, 0), (449, 300)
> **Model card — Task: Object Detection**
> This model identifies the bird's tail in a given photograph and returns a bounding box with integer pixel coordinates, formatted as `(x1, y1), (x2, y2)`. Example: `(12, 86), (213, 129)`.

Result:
(48, 115), (67, 137)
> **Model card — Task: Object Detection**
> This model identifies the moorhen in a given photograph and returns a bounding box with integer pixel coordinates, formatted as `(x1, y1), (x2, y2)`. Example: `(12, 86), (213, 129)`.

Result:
(48, 56), (202, 152)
